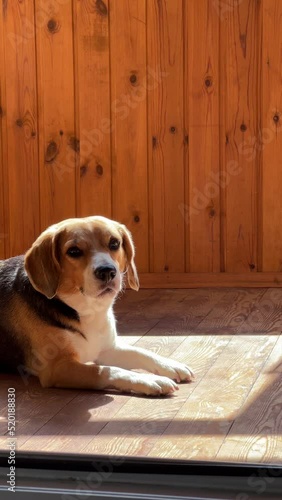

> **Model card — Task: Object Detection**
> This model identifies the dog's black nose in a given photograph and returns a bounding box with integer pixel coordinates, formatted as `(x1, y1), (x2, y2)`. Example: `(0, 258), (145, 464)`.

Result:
(94, 265), (117, 283)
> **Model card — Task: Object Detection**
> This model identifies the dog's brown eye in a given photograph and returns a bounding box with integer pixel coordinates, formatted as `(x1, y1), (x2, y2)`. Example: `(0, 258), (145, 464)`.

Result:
(109, 238), (120, 251)
(66, 246), (83, 258)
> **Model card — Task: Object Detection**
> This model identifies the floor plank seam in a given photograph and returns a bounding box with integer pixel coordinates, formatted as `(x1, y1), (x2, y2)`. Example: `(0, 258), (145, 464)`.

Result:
(15, 390), (83, 447)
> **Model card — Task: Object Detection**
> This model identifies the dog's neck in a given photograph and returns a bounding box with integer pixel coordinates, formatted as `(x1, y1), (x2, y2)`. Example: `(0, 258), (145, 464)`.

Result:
(57, 290), (116, 319)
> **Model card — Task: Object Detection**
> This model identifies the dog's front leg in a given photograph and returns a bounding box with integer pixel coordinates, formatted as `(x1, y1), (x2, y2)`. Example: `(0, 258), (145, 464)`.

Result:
(97, 341), (194, 383)
(38, 359), (179, 396)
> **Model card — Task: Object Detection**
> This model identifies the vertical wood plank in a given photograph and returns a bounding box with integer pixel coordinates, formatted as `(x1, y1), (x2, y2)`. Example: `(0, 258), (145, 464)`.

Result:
(0, 2), (6, 258)
(110, 0), (148, 272)
(35, 0), (76, 229)
(186, 0), (220, 272)
(73, 0), (112, 219)
(262, 0), (282, 271)
(1, 0), (40, 256)
(147, 0), (185, 273)
(220, 0), (261, 272)
(0, 125), (4, 258)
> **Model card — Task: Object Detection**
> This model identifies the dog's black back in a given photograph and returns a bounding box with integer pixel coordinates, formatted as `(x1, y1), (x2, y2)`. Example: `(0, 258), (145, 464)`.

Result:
(0, 257), (28, 372)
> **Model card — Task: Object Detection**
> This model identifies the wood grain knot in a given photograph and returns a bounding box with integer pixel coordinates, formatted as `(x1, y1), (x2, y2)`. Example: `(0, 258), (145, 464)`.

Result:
(152, 136), (157, 148)
(45, 141), (58, 163)
(240, 123), (247, 132)
(59, 130), (64, 136)
(249, 263), (256, 270)
(129, 74), (137, 85)
(80, 165), (88, 177)
(134, 215), (140, 223)
(273, 114), (280, 123)
(16, 118), (23, 127)
(96, 164), (103, 176)
(184, 135), (189, 145)
(47, 19), (59, 34)
(164, 265), (169, 272)
(209, 209), (216, 218)
(205, 78), (212, 87)
(31, 131), (36, 137)
(2, 0), (7, 17)
(170, 126), (176, 134)
(69, 136), (80, 153)
(95, 0), (108, 16)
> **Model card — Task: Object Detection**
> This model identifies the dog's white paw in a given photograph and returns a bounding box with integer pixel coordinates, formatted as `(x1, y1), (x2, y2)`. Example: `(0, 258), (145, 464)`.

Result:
(131, 373), (179, 396)
(154, 360), (194, 383)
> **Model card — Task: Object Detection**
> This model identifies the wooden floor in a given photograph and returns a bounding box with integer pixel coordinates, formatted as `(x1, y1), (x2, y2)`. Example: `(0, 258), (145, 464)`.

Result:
(0, 288), (282, 464)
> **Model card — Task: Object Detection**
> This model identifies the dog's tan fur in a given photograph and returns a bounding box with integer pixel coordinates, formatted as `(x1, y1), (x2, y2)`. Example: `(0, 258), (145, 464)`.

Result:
(0, 216), (194, 395)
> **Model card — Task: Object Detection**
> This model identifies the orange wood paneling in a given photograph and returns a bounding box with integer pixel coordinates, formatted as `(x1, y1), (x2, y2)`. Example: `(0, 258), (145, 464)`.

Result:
(139, 272), (282, 288)
(186, 0), (220, 272)
(73, 0), (112, 219)
(220, 0), (261, 273)
(262, 0), (282, 271)
(35, 0), (76, 229)
(110, 0), (149, 272)
(1, 0), (40, 255)
(0, 1), (281, 287)
(0, 2), (6, 259)
(147, 0), (185, 273)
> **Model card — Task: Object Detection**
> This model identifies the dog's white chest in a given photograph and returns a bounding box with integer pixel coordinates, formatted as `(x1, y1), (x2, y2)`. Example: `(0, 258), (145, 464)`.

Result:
(71, 309), (116, 363)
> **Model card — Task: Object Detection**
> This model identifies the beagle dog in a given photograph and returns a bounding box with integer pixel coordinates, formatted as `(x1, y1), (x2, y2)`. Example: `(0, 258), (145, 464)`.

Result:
(0, 216), (194, 395)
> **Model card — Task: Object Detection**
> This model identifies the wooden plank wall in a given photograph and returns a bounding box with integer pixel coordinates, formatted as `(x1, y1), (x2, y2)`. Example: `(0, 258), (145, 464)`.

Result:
(1, 0), (40, 257)
(0, 0), (282, 287)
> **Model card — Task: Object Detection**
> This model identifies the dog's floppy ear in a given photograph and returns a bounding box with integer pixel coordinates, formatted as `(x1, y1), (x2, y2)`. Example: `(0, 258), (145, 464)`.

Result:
(119, 224), (139, 291)
(24, 230), (61, 299)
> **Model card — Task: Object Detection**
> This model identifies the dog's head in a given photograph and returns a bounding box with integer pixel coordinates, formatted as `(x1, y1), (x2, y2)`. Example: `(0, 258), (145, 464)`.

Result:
(24, 216), (139, 301)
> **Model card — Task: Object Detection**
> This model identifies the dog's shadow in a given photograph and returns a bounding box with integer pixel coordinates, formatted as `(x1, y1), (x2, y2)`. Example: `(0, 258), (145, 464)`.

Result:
(0, 373), (114, 438)
(0, 372), (177, 443)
